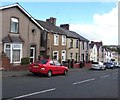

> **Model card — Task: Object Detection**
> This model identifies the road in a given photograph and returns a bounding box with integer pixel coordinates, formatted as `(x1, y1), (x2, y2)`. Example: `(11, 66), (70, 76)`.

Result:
(2, 68), (119, 99)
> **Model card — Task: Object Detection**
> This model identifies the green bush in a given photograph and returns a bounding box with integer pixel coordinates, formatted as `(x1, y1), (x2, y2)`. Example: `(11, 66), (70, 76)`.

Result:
(21, 57), (30, 65)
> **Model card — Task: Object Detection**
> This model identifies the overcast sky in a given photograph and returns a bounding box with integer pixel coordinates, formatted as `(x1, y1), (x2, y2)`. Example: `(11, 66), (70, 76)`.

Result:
(1, 1), (118, 45)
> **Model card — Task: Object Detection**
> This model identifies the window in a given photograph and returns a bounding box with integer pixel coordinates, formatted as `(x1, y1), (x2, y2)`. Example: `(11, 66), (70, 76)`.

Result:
(61, 50), (66, 61)
(13, 50), (20, 62)
(4, 43), (22, 63)
(10, 17), (19, 33)
(82, 42), (84, 50)
(53, 51), (59, 60)
(76, 40), (79, 48)
(54, 34), (59, 45)
(81, 54), (84, 61)
(62, 35), (66, 45)
(76, 53), (78, 62)
(54, 61), (61, 66)
(49, 60), (54, 65)
(37, 59), (48, 64)
(70, 53), (73, 60)
(5, 44), (11, 59)
(86, 42), (89, 50)
(70, 39), (73, 48)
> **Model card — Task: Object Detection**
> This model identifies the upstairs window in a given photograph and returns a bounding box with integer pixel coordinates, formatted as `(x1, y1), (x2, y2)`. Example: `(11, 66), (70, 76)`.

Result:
(82, 42), (84, 50)
(76, 40), (79, 48)
(54, 34), (59, 45)
(70, 39), (73, 48)
(62, 35), (66, 45)
(10, 17), (19, 33)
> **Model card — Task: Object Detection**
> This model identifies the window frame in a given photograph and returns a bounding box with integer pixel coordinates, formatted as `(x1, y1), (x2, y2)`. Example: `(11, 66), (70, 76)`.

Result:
(62, 35), (66, 45)
(76, 39), (79, 48)
(10, 17), (19, 33)
(54, 34), (59, 45)
(53, 51), (59, 60)
(82, 42), (84, 50)
(70, 39), (73, 48)
(61, 50), (66, 61)
(4, 43), (22, 63)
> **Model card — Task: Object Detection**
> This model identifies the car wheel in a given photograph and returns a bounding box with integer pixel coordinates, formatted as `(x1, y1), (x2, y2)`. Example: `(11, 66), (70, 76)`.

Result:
(64, 70), (67, 75)
(47, 71), (52, 77)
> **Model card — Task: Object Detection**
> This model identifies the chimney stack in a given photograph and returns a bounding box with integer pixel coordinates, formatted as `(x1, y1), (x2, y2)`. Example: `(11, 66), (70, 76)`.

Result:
(60, 24), (69, 30)
(46, 17), (56, 26)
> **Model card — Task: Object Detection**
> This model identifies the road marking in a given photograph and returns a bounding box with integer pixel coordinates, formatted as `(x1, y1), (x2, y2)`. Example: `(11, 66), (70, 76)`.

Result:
(8, 88), (56, 100)
(112, 72), (118, 75)
(73, 78), (95, 85)
(100, 75), (110, 78)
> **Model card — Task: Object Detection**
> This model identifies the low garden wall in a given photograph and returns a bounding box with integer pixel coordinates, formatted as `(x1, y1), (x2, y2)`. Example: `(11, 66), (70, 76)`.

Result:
(2, 54), (29, 71)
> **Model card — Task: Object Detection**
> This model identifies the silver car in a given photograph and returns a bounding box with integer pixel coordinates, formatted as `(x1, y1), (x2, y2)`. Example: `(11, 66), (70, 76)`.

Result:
(91, 62), (106, 70)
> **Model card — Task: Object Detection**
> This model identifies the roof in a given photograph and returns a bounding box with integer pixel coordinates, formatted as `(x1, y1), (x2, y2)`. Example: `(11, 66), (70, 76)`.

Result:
(89, 41), (103, 49)
(69, 31), (89, 42)
(0, 3), (44, 30)
(2, 35), (24, 43)
(59, 27), (78, 39)
(60, 27), (89, 42)
(36, 19), (90, 41)
(36, 20), (66, 35)
(89, 43), (95, 49)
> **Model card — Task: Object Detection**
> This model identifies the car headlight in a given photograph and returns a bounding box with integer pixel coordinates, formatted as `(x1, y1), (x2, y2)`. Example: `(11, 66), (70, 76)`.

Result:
(41, 68), (45, 70)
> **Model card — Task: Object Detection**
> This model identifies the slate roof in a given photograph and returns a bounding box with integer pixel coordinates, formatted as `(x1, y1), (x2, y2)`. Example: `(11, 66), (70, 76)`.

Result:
(36, 19), (89, 42)
(89, 41), (103, 49)
(2, 35), (24, 43)
(69, 30), (89, 42)
(60, 27), (89, 42)
(36, 20), (66, 35)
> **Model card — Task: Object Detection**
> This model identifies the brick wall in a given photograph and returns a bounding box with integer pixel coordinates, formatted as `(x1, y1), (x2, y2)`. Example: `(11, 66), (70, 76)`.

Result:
(2, 54), (29, 71)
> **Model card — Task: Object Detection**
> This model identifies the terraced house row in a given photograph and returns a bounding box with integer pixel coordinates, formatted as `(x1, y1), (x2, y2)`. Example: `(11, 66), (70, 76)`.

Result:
(0, 3), (90, 68)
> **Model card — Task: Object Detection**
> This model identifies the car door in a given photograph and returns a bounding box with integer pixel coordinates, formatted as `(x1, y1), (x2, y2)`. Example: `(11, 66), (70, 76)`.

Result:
(54, 61), (62, 74)
(49, 60), (56, 74)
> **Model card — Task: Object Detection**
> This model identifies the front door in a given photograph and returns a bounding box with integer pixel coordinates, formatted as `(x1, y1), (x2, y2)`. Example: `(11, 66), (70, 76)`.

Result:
(30, 47), (35, 63)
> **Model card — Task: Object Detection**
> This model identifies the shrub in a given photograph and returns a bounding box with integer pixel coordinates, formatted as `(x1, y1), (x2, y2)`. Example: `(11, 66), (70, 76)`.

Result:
(21, 57), (30, 65)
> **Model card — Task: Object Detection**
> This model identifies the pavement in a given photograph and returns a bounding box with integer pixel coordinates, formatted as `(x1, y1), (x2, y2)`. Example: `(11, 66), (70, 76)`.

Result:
(1, 67), (90, 78)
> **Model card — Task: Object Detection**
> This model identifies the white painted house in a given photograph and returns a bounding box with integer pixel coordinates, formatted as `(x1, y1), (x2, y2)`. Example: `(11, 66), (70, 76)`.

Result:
(89, 44), (98, 62)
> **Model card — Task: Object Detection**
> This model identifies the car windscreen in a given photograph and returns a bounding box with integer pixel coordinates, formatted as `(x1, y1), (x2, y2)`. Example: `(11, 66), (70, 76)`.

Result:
(106, 63), (113, 65)
(92, 62), (98, 64)
(37, 59), (48, 64)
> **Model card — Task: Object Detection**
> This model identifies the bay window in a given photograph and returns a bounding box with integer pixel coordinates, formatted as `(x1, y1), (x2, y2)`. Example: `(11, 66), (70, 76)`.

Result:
(4, 43), (22, 63)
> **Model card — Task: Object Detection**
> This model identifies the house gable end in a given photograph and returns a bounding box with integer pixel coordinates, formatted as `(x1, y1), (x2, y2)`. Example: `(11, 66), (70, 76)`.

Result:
(0, 3), (44, 30)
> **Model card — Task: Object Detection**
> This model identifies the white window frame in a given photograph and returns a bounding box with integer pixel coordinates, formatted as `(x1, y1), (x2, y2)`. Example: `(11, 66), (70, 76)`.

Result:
(53, 51), (59, 60)
(10, 17), (19, 33)
(62, 35), (66, 45)
(61, 50), (66, 61)
(4, 43), (22, 63)
(54, 34), (59, 45)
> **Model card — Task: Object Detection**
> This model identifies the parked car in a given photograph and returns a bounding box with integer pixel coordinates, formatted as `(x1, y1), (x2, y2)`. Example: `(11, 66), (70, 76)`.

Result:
(115, 62), (120, 68)
(91, 61), (106, 70)
(105, 62), (116, 69)
(29, 59), (68, 77)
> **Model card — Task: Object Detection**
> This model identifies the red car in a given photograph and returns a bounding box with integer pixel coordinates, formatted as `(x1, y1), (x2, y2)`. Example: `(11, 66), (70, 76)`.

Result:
(29, 59), (68, 77)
